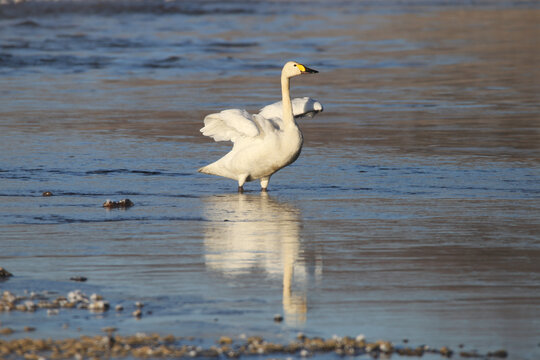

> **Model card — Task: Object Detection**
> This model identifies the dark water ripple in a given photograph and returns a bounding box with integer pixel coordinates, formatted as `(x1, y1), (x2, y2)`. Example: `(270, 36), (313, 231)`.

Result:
(0, 192), (199, 198)
(0, 167), (192, 178)
(143, 56), (183, 69)
(86, 168), (191, 176)
(0, 53), (112, 69)
(25, 215), (206, 225)
(0, 0), (256, 19)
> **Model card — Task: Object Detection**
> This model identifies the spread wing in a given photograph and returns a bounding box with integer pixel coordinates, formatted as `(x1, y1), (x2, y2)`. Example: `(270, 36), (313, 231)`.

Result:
(258, 97), (324, 120)
(200, 109), (260, 143)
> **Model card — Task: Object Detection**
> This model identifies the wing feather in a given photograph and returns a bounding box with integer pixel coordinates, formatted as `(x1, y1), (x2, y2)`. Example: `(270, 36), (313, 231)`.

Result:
(258, 97), (324, 120)
(200, 109), (260, 143)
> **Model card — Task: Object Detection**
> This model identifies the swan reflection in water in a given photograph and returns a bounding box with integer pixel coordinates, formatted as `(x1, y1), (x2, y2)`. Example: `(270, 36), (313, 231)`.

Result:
(202, 193), (307, 325)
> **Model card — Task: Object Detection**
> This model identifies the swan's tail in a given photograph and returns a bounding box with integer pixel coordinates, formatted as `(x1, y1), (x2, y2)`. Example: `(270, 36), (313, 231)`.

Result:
(198, 162), (238, 181)
(198, 163), (224, 177)
(198, 165), (213, 174)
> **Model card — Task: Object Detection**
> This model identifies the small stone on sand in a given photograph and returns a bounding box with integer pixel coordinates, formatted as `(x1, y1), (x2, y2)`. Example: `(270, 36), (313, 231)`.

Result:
(103, 198), (134, 208)
(0, 267), (13, 279)
(88, 300), (110, 312)
(102, 327), (118, 334)
(488, 350), (508, 358)
(219, 336), (233, 345)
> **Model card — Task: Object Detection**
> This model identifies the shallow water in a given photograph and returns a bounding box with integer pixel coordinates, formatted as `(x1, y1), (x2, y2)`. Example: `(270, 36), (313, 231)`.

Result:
(1, 0), (540, 359)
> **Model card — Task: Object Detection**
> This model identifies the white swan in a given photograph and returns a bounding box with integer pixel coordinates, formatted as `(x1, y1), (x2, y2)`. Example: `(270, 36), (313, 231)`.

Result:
(198, 61), (321, 192)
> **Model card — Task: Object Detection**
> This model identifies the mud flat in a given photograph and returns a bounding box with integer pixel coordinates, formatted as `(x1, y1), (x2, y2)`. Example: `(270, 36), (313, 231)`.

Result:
(0, 290), (509, 359)
(0, 332), (509, 359)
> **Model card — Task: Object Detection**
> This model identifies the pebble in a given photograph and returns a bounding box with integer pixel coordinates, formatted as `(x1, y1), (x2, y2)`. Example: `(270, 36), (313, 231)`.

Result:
(0, 267), (13, 279)
(0, 327), (14, 335)
(365, 343), (378, 353)
(488, 349), (508, 358)
(42, 191), (53, 196)
(440, 346), (453, 357)
(133, 309), (142, 318)
(218, 336), (233, 345)
(103, 198), (134, 208)
(379, 340), (393, 353)
(90, 293), (103, 302)
(459, 350), (482, 358)
(299, 349), (310, 357)
(115, 304), (124, 312)
(135, 301), (144, 308)
(273, 314), (283, 322)
(24, 300), (37, 311)
(89, 300), (110, 312)
(67, 290), (89, 303)
(70, 276), (87, 282)
(397, 347), (425, 356)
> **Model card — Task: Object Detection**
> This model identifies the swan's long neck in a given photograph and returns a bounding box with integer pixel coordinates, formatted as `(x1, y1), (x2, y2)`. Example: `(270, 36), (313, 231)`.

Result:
(281, 74), (295, 128)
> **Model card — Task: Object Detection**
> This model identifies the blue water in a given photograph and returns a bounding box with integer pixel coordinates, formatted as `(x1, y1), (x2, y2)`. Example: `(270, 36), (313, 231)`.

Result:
(1, 1), (540, 359)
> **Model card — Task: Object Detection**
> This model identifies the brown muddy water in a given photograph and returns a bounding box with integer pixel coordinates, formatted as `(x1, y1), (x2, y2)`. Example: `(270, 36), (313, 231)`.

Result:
(1, 1), (539, 359)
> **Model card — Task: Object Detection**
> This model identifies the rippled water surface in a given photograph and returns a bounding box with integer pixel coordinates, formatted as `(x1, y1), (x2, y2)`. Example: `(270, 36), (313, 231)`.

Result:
(1, 0), (539, 359)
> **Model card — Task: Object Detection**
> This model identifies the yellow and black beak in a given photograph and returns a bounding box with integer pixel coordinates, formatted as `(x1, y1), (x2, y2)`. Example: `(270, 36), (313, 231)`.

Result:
(297, 63), (318, 74)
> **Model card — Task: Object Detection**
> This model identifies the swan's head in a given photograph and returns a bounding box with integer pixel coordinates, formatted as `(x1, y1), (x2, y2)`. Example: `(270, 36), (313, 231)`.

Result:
(282, 61), (318, 79)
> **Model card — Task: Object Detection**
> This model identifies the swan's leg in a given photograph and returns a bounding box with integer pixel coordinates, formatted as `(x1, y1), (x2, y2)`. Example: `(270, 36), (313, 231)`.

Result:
(260, 176), (271, 192)
(238, 174), (248, 193)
